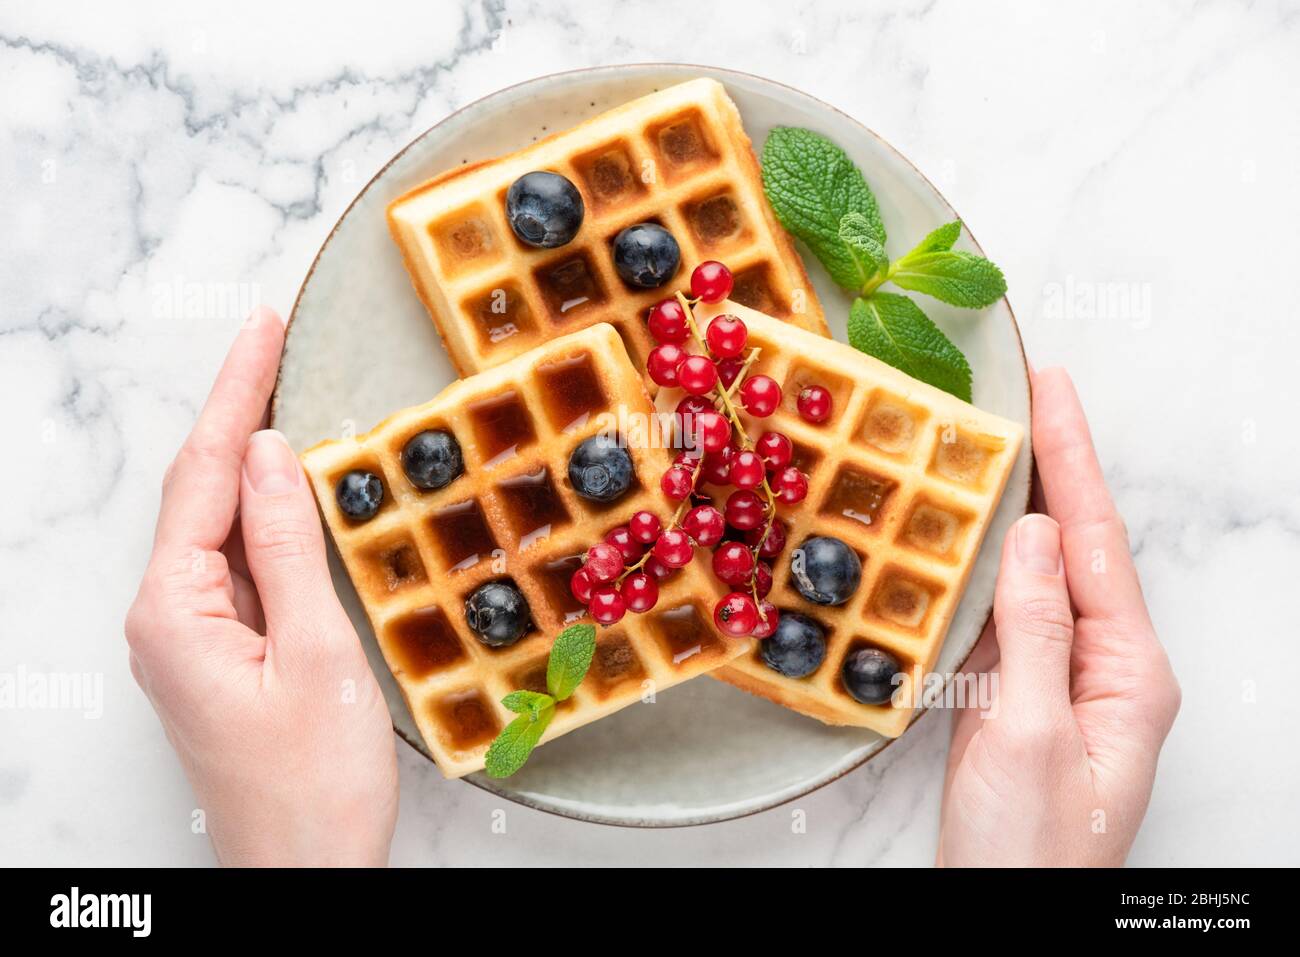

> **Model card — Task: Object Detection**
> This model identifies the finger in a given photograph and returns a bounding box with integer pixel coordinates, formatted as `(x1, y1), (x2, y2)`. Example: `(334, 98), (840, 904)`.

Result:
(944, 621), (999, 796)
(1030, 367), (1149, 626)
(991, 514), (1076, 729)
(155, 307), (285, 553)
(239, 429), (344, 648)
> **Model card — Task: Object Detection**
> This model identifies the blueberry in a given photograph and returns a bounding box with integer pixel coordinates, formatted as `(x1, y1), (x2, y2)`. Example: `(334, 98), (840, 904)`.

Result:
(841, 647), (902, 705)
(612, 223), (680, 288)
(336, 470), (383, 521)
(568, 434), (634, 503)
(465, 580), (531, 648)
(790, 536), (861, 605)
(506, 171), (584, 248)
(401, 429), (464, 490)
(760, 612), (827, 678)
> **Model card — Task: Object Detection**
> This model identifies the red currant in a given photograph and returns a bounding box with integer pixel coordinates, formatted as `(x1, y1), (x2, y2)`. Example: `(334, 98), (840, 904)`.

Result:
(729, 449), (765, 490)
(755, 430), (793, 471)
(672, 449), (702, 471)
(691, 260), (733, 303)
(712, 541), (755, 586)
(750, 601), (780, 639)
(647, 343), (686, 387)
(661, 465), (695, 501)
(739, 375), (781, 417)
(585, 542), (625, 582)
(700, 446), (733, 485)
(570, 566), (594, 603)
(675, 394), (712, 441)
(652, 528), (694, 568)
(753, 560), (773, 598)
(604, 525), (643, 563)
(745, 518), (787, 558)
(705, 315), (748, 358)
(645, 555), (677, 581)
(677, 354), (719, 395)
(620, 572), (659, 613)
(647, 298), (688, 343)
(628, 510), (662, 544)
(716, 356), (744, 390)
(589, 584), (626, 625)
(693, 410), (731, 453)
(772, 466), (809, 505)
(714, 592), (759, 637)
(724, 489), (767, 530)
(682, 504), (725, 547)
(797, 384), (833, 423)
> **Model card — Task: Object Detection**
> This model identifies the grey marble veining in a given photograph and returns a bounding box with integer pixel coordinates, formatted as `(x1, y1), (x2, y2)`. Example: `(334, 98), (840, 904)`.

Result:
(2, 0), (1297, 865)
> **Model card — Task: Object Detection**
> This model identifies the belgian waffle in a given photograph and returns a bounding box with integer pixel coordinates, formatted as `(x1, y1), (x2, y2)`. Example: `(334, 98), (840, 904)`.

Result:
(663, 302), (1024, 738)
(300, 324), (742, 778)
(387, 78), (827, 380)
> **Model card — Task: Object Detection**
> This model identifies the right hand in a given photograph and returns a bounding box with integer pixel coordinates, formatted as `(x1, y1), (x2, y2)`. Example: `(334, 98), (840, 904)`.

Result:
(937, 367), (1180, 867)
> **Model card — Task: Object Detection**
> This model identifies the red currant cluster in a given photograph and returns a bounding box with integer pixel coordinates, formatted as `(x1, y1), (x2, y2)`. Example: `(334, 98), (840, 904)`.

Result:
(569, 260), (834, 640)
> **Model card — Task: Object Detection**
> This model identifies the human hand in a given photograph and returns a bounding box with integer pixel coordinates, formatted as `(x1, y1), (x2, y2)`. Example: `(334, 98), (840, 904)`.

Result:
(937, 367), (1180, 866)
(125, 307), (398, 867)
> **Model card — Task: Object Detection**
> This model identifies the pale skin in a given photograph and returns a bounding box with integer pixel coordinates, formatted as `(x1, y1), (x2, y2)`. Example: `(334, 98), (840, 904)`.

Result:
(938, 368), (1181, 866)
(126, 309), (1177, 866)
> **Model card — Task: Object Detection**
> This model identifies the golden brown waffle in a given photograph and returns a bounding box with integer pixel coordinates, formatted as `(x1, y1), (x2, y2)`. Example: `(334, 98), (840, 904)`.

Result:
(301, 324), (742, 778)
(387, 78), (827, 380)
(663, 302), (1024, 738)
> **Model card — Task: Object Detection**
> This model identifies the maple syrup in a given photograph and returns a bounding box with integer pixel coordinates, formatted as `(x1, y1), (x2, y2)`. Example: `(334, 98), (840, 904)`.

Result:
(468, 391), (536, 464)
(533, 252), (607, 321)
(387, 606), (465, 678)
(821, 465), (897, 529)
(537, 353), (608, 432)
(428, 499), (497, 571)
(649, 603), (723, 666)
(498, 468), (571, 547)
(463, 283), (536, 347)
(533, 553), (590, 626)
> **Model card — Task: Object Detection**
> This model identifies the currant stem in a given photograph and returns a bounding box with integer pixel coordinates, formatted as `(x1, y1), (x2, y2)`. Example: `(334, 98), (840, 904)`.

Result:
(674, 292), (779, 624)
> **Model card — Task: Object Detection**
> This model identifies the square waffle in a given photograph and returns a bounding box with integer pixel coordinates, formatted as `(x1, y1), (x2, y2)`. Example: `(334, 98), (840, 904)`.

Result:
(662, 302), (1024, 738)
(387, 78), (827, 379)
(300, 324), (742, 778)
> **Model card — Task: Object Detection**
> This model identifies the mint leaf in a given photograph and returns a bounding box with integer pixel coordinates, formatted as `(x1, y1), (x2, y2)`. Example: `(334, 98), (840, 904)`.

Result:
(848, 293), (973, 401)
(546, 623), (596, 701)
(484, 707), (555, 779)
(891, 251), (1006, 308)
(501, 690), (554, 721)
(838, 213), (888, 283)
(761, 127), (885, 290)
(905, 220), (962, 256)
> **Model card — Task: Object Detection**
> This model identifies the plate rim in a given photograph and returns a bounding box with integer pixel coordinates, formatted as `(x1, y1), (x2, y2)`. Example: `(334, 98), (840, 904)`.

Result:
(271, 62), (1032, 828)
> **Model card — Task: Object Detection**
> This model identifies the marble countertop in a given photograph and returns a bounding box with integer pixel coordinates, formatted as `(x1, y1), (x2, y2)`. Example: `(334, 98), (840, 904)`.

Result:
(3, 0), (1297, 866)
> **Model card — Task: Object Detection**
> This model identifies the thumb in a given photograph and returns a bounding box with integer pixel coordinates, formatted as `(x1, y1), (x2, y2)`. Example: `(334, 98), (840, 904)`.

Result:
(991, 514), (1075, 728)
(240, 429), (343, 641)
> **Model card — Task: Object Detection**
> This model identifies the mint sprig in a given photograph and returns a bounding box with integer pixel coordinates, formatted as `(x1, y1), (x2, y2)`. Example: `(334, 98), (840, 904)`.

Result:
(848, 293), (972, 402)
(760, 127), (885, 290)
(761, 127), (1007, 401)
(484, 623), (596, 779)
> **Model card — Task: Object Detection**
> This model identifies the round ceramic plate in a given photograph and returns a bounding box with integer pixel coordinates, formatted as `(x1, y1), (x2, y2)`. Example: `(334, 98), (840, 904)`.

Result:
(273, 64), (1032, 827)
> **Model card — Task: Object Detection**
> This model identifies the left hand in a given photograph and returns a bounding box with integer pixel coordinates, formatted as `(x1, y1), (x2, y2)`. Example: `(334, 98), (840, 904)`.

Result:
(125, 307), (399, 867)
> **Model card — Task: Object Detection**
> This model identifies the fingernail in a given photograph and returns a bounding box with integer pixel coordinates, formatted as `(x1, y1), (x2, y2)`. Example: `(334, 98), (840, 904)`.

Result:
(244, 430), (301, 494)
(1015, 514), (1061, 575)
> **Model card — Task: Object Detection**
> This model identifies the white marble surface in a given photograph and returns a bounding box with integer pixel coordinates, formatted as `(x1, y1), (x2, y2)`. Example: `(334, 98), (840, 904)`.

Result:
(2, 0), (1297, 866)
